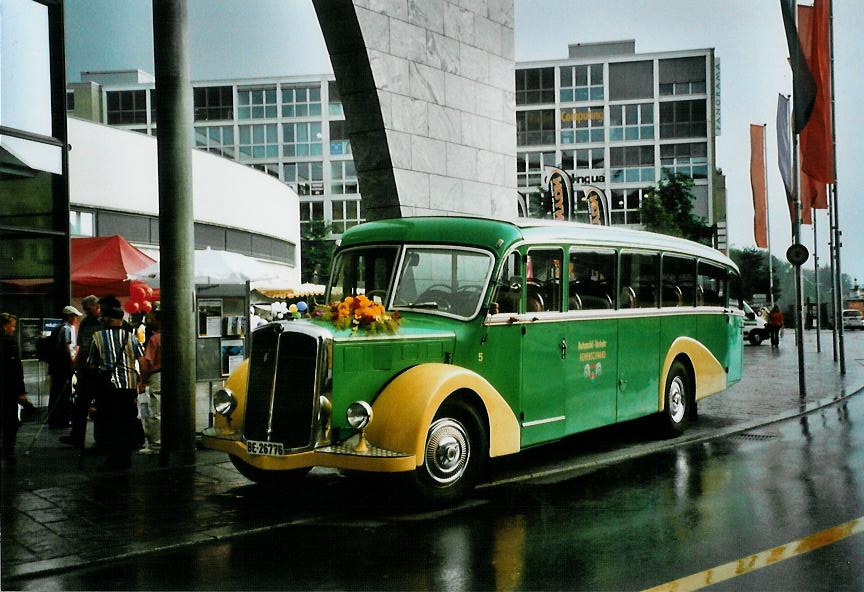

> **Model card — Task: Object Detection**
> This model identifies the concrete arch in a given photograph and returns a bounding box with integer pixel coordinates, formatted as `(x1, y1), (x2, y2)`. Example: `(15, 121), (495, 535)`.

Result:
(313, 0), (517, 221)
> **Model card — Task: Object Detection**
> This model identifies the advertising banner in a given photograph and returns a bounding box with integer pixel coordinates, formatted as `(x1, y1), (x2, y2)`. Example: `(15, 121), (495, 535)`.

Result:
(542, 166), (573, 221)
(581, 185), (610, 226)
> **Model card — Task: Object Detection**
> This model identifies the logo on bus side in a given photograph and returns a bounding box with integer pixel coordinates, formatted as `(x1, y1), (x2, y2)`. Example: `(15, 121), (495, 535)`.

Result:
(578, 339), (607, 381)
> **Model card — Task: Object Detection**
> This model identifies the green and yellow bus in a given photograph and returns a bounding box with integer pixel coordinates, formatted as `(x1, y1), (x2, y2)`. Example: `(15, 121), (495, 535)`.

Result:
(202, 217), (744, 503)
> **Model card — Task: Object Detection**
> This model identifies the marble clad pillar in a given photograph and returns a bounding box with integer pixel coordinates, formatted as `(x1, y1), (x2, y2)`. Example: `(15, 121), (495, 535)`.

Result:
(313, 0), (517, 221)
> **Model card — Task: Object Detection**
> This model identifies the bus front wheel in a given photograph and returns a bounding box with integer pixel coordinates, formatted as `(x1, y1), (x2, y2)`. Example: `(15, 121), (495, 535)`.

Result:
(660, 360), (692, 437)
(409, 400), (487, 505)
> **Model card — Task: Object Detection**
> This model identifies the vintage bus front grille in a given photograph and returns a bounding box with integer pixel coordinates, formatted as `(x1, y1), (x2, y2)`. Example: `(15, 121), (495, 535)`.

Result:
(243, 326), (320, 449)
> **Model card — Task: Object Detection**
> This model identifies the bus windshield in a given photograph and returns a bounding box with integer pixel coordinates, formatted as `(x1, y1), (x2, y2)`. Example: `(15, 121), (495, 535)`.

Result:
(392, 247), (494, 318)
(328, 246), (399, 305)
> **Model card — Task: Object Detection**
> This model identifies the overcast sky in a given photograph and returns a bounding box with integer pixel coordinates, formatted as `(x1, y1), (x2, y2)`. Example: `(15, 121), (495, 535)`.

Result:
(64, 0), (864, 284)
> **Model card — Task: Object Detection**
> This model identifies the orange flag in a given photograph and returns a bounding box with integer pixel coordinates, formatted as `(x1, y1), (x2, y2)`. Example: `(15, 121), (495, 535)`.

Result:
(798, 0), (834, 187)
(750, 124), (768, 248)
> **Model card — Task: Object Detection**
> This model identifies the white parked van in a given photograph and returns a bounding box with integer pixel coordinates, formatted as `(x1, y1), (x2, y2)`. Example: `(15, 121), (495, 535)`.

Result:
(743, 301), (769, 345)
(843, 309), (864, 331)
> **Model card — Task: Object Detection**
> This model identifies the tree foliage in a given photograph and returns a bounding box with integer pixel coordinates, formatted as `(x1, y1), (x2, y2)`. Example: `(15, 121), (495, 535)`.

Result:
(640, 170), (714, 245)
(300, 220), (336, 285)
(729, 246), (854, 309)
(729, 247), (784, 303)
(526, 188), (553, 219)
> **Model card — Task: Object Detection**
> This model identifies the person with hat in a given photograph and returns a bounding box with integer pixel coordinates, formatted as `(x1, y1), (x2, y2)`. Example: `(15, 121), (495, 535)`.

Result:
(60, 295), (101, 448)
(47, 305), (82, 429)
(88, 295), (144, 469)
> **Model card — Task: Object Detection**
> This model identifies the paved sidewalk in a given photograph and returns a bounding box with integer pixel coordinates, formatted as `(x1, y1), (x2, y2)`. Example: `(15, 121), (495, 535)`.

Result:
(2, 331), (863, 583)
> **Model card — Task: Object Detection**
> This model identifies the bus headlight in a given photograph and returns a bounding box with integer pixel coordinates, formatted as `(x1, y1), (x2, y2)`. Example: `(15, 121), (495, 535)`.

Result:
(346, 400), (373, 430)
(213, 388), (237, 417)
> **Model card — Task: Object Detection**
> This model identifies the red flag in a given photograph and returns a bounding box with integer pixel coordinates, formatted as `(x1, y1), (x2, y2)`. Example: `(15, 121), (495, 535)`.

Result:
(750, 125), (768, 248)
(798, 0), (834, 185)
(801, 170), (827, 222)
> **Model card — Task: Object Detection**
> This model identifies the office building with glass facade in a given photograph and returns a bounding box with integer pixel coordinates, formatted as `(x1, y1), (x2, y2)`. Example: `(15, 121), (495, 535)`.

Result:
(68, 71), (361, 238)
(516, 40), (724, 247)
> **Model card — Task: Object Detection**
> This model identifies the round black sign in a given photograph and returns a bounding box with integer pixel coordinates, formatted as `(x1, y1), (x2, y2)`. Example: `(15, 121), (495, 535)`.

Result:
(786, 243), (810, 266)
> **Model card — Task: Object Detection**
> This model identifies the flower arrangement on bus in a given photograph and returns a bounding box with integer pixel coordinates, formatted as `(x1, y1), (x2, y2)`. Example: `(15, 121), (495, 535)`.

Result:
(316, 295), (401, 334)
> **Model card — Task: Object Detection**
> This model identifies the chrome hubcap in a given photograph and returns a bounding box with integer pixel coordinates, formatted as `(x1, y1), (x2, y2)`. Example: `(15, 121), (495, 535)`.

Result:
(425, 418), (470, 485)
(669, 376), (686, 423)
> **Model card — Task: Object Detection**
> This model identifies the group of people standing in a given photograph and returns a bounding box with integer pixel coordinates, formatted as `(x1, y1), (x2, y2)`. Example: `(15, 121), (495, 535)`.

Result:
(0, 294), (162, 468)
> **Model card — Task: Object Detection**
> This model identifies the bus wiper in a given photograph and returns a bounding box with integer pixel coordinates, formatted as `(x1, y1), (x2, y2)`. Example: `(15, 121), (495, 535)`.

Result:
(401, 302), (439, 309)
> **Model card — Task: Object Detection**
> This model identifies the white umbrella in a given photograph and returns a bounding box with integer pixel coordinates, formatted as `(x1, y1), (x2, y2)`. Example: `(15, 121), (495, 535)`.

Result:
(130, 247), (276, 285)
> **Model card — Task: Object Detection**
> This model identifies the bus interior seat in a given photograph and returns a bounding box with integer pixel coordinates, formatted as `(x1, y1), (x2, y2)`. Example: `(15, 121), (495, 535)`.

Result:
(526, 281), (546, 312)
(494, 288), (519, 314)
(662, 285), (683, 307)
(638, 285), (657, 307)
(621, 286), (637, 309)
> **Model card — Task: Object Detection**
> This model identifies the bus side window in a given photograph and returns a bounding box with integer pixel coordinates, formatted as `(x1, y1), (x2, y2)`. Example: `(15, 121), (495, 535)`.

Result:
(662, 255), (696, 307)
(526, 249), (563, 312)
(491, 252), (521, 314)
(697, 261), (726, 307)
(569, 248), (616, 310)
(729, 270), (744, 309)
(620, 252), (659, 309)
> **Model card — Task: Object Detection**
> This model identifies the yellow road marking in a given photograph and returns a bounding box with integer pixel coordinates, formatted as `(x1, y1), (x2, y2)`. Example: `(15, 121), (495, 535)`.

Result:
(644, 517), (864, 591)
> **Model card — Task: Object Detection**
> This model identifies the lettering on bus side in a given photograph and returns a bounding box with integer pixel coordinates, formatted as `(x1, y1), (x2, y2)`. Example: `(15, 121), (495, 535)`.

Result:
(578, 339), (608, 380)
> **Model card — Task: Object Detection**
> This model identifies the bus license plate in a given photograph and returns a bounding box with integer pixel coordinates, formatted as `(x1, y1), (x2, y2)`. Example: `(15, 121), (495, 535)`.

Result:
(246, 440), (285, 456)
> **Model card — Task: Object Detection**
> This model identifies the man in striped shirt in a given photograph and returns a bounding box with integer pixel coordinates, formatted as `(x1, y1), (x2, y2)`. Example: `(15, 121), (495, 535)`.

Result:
(88, 295), (144, 469)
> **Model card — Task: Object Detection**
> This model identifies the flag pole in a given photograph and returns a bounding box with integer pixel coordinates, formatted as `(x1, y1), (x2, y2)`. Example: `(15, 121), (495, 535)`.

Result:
(828, 190), (838, 359)
(813, 206), (821, 351)
(791, 3), (807, 398)
(764, 124), (775, 307)
(828, 0), (846, 374)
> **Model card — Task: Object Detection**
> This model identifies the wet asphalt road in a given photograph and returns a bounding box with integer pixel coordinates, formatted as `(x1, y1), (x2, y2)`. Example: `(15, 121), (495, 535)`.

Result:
(15, 384), (864, 590)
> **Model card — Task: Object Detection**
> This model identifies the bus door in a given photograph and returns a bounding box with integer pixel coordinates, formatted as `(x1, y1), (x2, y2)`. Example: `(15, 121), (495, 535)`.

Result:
(564, 247), (618, 433)
(481, 251), (524, 424)
(520, 248), (567, 446)
(617, 252), (662, 421)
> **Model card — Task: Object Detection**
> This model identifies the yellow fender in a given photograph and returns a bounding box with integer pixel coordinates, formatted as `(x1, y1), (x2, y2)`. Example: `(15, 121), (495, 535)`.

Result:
(659, 336), (727, 410)
(213, 359), (250, 433)
(366, 363), (521, 466)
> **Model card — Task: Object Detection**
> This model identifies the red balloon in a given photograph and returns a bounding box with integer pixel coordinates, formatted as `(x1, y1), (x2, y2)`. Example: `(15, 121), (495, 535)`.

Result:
(140, 300), (153, 313)
(130, 283), (147, 303)
(144, 285), (154, 298)
(123, 300), (140, 314)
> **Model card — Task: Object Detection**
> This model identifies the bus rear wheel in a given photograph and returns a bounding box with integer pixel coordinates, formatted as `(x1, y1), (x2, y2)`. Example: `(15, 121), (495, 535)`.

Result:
(409, 400), (487, 505)
(230, 455), (311, 487)
(660, 360), (692, 437)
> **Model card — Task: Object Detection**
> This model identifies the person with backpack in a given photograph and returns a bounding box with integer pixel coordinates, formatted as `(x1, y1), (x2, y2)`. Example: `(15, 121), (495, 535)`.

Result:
(87, 296), (144, 469)
(48, 306), (81, 429)
(60, 296), (101, 449)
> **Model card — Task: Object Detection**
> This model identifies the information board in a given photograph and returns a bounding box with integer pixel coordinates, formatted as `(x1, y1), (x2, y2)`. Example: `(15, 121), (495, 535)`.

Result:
(18, 318), (42, 360)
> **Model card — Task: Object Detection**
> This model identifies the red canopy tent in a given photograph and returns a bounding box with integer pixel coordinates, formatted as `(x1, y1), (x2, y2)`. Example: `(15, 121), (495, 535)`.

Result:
(71, 235), (157, 298)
